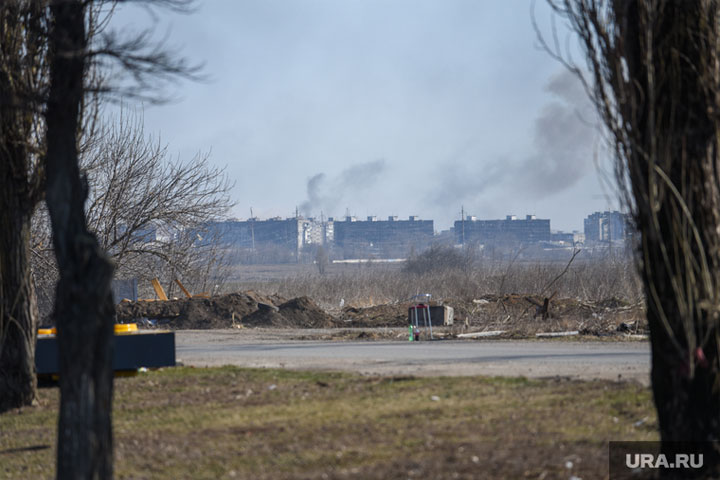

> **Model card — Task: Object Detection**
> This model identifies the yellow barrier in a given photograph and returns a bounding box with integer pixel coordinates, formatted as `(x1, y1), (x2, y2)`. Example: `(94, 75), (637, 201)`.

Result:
(114, 323), (138, 334)
(37, 323), (138, 336)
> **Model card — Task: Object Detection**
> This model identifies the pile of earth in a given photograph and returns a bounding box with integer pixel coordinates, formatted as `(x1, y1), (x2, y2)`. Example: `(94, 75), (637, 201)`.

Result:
(242, 297), (336, 329)
(337, 302), (465, 328)
(337, 304), (409, 327)
(465, 293), (639, 317)
(116, 289), (645, 335)
(116, 291), (336, 329)
(457, 294), (646, 334)
(336, 294), (646, 334)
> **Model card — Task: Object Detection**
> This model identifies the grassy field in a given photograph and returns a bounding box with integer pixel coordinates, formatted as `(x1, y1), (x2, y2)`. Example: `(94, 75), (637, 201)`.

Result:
(1, 367), (656, 479)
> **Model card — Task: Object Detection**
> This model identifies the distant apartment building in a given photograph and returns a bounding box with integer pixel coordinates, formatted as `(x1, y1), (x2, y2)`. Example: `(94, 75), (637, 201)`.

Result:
(454, 215), (552, 245)
(333, 215), (434, 258)
(583, 211), (631, 243)
(204, 215), (432, 261)
(199, 210), (619, 262)
(206, 216), (331, 252)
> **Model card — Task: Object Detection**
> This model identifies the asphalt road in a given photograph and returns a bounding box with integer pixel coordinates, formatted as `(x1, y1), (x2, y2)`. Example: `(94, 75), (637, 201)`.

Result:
(175, 330), (651, 385)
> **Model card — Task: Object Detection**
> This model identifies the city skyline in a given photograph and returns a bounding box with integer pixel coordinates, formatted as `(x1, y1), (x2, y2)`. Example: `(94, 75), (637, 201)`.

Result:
(109, 1), (620, 233)
(218, 208), (627, 235)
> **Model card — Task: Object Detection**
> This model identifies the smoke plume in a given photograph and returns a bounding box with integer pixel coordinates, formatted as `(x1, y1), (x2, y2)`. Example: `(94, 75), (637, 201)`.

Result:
(432, 70), (598, 208)
(300, 159), (387, 217)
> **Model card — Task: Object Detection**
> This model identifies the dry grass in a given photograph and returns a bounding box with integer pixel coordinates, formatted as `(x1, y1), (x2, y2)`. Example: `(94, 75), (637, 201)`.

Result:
(1, 367), (656, 479)
(223, 257), (642, 312)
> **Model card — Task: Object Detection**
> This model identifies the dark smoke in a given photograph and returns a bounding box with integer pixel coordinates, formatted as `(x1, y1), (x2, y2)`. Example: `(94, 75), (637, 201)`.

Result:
(432, 70), (597, 207)
(300, 173), (326, 215)
(521, 69), (596, 193)
(300, 159), (387, 216)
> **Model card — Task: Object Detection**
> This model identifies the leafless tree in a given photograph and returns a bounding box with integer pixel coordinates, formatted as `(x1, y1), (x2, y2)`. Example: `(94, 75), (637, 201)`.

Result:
(0, 0), (198, 407)
(44, 3), (117, 477)
(47, 0), (204, 475)
(541, 0), (720, 460)
(30, 207), (57, 323)
(31, 107), (233, 313)
(82, 107), (232, 298)
(0, 0), (203, 477)
(83, 108), (231, 257)
(0, 1), (50, 413)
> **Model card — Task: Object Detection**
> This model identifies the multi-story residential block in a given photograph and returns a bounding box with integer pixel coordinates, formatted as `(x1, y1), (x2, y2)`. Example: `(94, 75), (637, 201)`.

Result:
(333, 215), (434, 258)
(454, 214), (551, 245)
(583, 211), (631, 243)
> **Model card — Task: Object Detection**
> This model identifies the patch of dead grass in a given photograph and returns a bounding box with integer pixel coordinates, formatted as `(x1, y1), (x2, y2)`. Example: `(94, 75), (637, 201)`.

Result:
(0, 367), (656, 479)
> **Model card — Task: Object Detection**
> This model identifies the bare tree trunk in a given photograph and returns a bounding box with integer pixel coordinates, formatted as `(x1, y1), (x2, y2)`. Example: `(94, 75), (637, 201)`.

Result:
(543, 3), (720, 468)
(45, 1), (115, 478)
(0, 0), (44, 414)
(620, 2), (720, 446)
(0, 182), (38, 412)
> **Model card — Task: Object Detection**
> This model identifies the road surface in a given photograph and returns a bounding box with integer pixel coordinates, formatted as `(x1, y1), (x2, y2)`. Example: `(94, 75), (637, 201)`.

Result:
(175, 329), (651, 384)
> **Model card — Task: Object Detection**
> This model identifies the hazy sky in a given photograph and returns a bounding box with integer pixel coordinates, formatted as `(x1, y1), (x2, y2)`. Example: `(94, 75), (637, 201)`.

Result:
(110, 0), (618, 232)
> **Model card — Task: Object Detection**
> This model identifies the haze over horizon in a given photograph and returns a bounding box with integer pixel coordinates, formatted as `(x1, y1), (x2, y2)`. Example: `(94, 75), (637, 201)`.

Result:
(110, 0), (620, 233)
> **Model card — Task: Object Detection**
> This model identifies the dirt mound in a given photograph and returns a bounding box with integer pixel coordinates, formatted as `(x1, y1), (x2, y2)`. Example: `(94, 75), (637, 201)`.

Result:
(116, 290), (287, 329)
(453, 294), (646, 335)
(338, 304), (409, 327)
(467, 294), (638, 319)
(116, 293), (254, 329)
(116, 288), (645, 336)
(241, 303), (287, 327)
(115, 291), (336, 329)
(243, 297), (336, 328)
(335, 294), (646, 335)
(278, 297), (337, 328)
(171, 294), (254, 329)
(339, 302), (467, 328)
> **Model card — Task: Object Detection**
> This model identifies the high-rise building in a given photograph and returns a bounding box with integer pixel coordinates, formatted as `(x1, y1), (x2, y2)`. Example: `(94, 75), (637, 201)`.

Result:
(453, 214), (551, 245)
(583, 211), (630, 243)
(333, 215), (434, 258)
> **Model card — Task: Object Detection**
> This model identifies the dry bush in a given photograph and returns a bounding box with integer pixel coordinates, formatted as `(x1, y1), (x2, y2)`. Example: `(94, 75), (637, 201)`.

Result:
(228, 251), (643, 311)
(403, 244), (473, 274)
